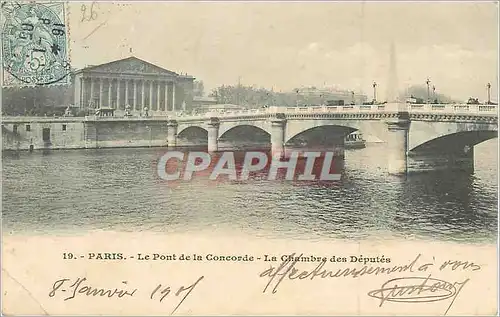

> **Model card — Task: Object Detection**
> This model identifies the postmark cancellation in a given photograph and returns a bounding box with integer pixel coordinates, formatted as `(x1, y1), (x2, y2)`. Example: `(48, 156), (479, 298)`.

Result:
(1, 1), (71, 87)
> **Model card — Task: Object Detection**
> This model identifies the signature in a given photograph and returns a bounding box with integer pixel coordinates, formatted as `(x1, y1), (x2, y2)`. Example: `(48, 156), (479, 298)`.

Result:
(367, 275), (469, 315)
(49, 276), (204, 315)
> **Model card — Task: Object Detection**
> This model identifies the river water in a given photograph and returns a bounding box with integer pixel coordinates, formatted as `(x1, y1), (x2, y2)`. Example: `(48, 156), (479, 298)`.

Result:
(2, 140), (498, 243)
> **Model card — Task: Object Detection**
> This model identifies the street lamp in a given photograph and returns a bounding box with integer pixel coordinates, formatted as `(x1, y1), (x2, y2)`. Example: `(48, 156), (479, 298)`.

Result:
(372, 81), (377, 103)
(426, 78), (431, 103)
(432, 85), (436, 103)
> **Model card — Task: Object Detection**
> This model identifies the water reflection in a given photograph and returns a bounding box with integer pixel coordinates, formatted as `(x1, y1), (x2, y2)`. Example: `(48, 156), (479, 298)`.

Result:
(2, 141), (497, 243)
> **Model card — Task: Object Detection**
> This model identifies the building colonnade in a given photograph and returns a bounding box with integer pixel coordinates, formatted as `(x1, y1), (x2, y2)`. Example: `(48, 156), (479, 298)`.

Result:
(78, 76), (180, 112)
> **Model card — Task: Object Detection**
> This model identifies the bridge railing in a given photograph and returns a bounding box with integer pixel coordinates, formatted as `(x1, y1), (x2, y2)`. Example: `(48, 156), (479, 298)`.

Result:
(174, 103), (498, 119)
(1, 116), (84, 123)
(406, 104), (498, 115)
(2, 103), (497, 123)
(82, 115), (170, 121)
(188, 103), (498, 118)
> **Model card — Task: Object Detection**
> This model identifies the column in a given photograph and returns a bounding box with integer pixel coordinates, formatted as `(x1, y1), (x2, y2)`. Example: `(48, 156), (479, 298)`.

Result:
(164, 81), (169, 111)
(386, 114), (410, 175)
(167, 120), (178, 148)
(90, 78), (95, 108)
(108, 78), (112, 108)
(157, 82), (161, 112)
(149, 80), (154, 109)
(99, 78), (103, 108)
(117, 79), (121, 109)
(207, 118), (220, 152)
(81, 77), (86, 108)
(141, 80), (146, 109)
(73, 75), (81, 108)
(182, 87), (187, 111)
(172, 82), (176, 112)
(133, 80), (138, 110)
(125, 80), (129, 107)
(271, 116), (286, 158)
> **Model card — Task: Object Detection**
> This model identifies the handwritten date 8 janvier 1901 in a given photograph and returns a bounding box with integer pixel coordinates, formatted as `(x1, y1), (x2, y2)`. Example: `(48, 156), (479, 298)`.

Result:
(49, 276), (204, 315)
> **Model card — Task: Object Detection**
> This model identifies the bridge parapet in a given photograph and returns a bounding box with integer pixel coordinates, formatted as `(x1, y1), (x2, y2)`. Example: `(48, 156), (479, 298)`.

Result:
(171, 103), (497, 121)
(406, 104), (497, 115)
(1, 116), (85, 124)
(1, 103), (497, 124)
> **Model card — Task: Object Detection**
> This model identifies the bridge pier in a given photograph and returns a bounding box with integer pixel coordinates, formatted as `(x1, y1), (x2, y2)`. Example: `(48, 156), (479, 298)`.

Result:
(386, 115), (410, 175)
(167, 120), (178, 148)
(271, 116), (286, 158)
(207, 118), (220, 152)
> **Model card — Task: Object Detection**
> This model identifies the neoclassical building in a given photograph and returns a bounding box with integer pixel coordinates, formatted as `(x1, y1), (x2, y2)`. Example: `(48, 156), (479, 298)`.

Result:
(73, 56), (195, 116)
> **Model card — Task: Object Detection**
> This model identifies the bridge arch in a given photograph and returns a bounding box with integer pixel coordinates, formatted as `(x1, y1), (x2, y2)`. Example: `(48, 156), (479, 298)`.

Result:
(285, 124), (356, 146)
(409, 121), (498, 153)
(410, 130), (498, 154)
(177, 126), (208, 141)
(218, 121), (271, 139)
(284, 120), (389, 144)
(218, 124), (270, 141)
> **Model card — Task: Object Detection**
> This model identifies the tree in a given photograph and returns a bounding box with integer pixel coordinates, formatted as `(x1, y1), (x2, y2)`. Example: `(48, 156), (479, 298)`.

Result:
(208, 84), (306, 108)
(399, 85), (458, 103)
(2, 84), (73, 115)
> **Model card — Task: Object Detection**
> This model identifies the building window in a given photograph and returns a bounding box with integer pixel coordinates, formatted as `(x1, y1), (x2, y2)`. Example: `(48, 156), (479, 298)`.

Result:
(62, 124), (67, 131)
(26, 124), (31, 132)
(13, 125), (17, 134)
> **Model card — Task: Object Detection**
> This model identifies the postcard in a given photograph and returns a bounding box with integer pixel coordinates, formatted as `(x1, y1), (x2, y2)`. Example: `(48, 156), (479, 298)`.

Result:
(1, 1), (498, 315)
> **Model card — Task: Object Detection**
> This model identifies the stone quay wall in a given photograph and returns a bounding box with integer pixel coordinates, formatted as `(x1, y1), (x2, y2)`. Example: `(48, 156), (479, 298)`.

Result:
(2, 117), (169, 151)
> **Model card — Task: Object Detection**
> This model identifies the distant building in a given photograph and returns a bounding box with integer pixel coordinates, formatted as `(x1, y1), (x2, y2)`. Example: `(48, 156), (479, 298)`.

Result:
(196, 104), (246, 114)
(406, 95), (425, 104)
(295, 87), (368, 106)
(192, 96), (218, 108)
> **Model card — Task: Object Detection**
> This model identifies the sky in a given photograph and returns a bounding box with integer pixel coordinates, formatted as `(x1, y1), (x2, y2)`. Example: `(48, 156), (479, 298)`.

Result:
(69, 1), (498, 102)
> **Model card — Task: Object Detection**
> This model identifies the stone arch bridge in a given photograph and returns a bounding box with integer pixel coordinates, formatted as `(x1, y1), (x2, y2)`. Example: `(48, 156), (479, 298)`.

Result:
(2, 103), (497, 174)
(167, 103), (498, 174)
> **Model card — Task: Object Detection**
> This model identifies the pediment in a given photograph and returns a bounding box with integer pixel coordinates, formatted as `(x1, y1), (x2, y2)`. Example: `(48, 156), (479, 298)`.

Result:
(81, 57), (178, 76)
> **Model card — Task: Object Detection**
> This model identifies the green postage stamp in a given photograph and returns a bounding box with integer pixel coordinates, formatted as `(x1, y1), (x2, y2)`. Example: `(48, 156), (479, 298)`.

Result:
(1, 1), (71, 87)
